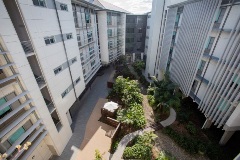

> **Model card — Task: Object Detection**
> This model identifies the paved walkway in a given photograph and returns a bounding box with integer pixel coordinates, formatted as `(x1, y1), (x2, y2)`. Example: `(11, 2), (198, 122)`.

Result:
(77, 98), (114, 159)
(52, 66), (114, 160)
(160, 108), (176, 127)
(111, 107), (176, 160)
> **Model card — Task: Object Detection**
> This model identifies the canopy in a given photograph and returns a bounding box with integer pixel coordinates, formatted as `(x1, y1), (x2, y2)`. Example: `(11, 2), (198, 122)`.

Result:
(103, 101), (119, 112)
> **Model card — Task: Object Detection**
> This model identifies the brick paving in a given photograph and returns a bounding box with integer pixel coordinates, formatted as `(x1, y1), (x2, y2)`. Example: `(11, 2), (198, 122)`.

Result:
(52, 66), (114, 160)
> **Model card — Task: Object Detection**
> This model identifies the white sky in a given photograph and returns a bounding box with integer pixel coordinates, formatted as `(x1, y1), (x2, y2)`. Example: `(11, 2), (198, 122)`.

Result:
(103, 0), (152, 14)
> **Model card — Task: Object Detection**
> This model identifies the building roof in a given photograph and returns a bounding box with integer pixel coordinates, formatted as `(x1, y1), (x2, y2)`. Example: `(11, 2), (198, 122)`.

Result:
(91, 0), (131, 13)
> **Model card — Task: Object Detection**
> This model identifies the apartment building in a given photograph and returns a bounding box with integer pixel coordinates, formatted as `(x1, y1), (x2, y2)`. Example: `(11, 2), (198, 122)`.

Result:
(146, 0), (240, 145)
(92, 0), (127, 64)
(125, 14), (147, 59)
(0, 0), (113, 159)
(144, 12), (151, 57)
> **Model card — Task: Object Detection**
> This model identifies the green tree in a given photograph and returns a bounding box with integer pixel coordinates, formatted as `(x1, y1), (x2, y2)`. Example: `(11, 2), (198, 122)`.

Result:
(148, 73), (181, 112)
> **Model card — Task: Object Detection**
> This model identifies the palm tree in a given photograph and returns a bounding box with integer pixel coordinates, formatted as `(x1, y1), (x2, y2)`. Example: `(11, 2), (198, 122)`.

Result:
(150, 73), (181, 112)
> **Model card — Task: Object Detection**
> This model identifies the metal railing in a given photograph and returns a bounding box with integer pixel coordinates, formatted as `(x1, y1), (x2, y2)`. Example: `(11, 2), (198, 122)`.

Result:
(35, 75), (45, 87)
(21, 41), (34, 54)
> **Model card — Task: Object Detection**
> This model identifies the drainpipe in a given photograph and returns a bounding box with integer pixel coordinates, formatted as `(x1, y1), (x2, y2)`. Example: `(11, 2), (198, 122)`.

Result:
(194, 0), (235, 101)
(53, 0), (78, 101)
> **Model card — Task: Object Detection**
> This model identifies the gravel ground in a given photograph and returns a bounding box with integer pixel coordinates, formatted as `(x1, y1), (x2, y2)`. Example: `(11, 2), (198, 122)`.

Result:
(154, 130), (209, 160)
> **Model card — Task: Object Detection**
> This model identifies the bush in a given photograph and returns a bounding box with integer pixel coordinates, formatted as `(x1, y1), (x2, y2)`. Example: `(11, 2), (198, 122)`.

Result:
(123, 132), (156, 160)
(94, 149), (102, 160)
(110, 139), (119, 154)
(117, 103), (146, 129)
(123, 144), (152, 160)
(155, 151), (176, 160)
(186, 121), (197, 135)
(163, 127), (222, 159)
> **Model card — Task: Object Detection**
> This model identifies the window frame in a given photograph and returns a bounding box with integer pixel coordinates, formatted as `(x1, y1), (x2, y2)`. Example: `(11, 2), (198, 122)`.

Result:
(33, 0), (46, 7)
(44, 36), (55, 45)
(54, 66), (63, 75)
(66, 33), (73, 40)
(60, 3), (68, 11)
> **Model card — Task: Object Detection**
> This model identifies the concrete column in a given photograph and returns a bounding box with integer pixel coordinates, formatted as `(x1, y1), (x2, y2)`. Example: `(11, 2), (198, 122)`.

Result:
(132, 53), (135, 62)
(219, 131), (235, 145)
(202, 118), (212, 129)
(141, 52), (143, 60)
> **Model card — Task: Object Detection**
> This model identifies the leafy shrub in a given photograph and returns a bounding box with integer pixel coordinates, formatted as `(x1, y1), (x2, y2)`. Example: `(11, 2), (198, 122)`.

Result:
(123, 132), (156, 160)
(123, 144), (152, 160)
(155, 151), (176, 160)
(147, 95), (155, 108)
(139, 75), (150, 87)
(132, 61), (145, 76)
(94, 149), (102, 160)
(186, 121), (197, 135)
(110, 140), (119, 154)
(163, 127), (222, 159)
(117, 103), (146, 129)
(115, 65), (135, 80)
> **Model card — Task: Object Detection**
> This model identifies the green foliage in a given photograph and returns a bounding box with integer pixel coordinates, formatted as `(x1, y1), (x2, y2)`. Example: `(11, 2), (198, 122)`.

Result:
(155, 151), (176, 160)
(163, 127), (222, 159)
(147, 73), (181, 112)
(147, 95), (155, 108)
(115, 65), (135, 80)
(186, 121), (197, 135)
(123, 144), (152, 160)
(94, 149), (102, 160)
(110, 139), (119, 154)
(117, 103), (146, 129)
(123, 132), (157, 160)
(133, 61), (145, 75)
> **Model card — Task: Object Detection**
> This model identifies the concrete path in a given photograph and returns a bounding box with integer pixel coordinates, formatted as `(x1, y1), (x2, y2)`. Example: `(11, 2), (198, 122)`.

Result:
(160, 107), (176, 127)
(111, 107), (176, 160)
(52, 66), (113, 160)
(111, 128), (154, 160)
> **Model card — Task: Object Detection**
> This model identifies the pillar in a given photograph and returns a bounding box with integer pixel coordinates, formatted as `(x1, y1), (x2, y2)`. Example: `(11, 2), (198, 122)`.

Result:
(202, 118), (213, 129)
(132, 53), (135, 62)
(219, 131), (235, 145)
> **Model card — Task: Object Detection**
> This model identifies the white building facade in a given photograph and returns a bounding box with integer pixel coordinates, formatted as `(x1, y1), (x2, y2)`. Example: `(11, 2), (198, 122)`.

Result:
(146, 0), (240, 145)
(0, 0), (126, 159)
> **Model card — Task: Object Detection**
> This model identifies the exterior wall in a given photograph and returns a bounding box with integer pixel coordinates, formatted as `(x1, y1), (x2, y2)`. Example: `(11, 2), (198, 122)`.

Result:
(125, 15), (147, 56)
(144, 13), (151, 56)
(97, 11), (109, 64)
(97, 10), (126, 65)
(0, 0), (52, 159)
(149, 0), (240, 144)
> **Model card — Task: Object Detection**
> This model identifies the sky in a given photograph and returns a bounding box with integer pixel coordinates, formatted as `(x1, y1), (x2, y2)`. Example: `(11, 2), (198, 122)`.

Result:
(103, 0), (153, 14)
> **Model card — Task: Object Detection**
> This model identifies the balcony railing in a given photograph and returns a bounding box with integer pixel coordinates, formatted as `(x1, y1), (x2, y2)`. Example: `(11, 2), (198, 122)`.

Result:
(21, 41), (34, 54)
(35, 75), (45, 89)
(213, 22), (221, 29)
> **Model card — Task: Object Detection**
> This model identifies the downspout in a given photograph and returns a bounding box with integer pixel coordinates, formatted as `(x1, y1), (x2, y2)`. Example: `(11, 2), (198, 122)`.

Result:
(194, 0), (235, 101)
(53, 0), (78, 100)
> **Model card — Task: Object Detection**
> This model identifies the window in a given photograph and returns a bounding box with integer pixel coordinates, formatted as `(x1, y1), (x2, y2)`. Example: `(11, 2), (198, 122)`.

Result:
(8, 127), (25, 145)
(0, 98), (11, 118)
(60, 3), (68, 11)
(85, 9), (91, 23)
(87, 31), (93, 42)
(126, 28), (134, 33)
(54, 66), (62, 75)
(206, 37), (215, 50)
(137, 37), (142, 42)
(66, 33), (72, 40)
(44, 36), (55, 45)
(148, 15), (151, 18)
(61, 89), (69, 98)
(147, 26), (150, 29)
(75, 77), (80, 84)
(91, 60), (95, 67)
(191, 80), (198, 92)
(197, 60), (206, 75)
(71, 58), (77, 64)
(107, 13), (112, 25)
(138, 28), (142, 33)
(216, 7), (227, 23)
(32, 0), (46, 7)
(107, 29), (112, 37)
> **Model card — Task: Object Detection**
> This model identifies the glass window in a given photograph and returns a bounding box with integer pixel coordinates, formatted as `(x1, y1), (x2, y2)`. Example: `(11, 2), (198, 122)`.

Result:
(66, 33), (72, 40)
(71, 58), (77, 64)
(107, 29), (112, 37)
(207, 37), (215, 50)
(8, 127), (25, 144)
(75, 77), (80, 84)
(216, 7), (227, 23)
(32, 0), (46, 7)
(0, 98), (11, 118)
(191, 80), (198, 92)
(54, 66), (62, 75)
(44, 36), (55, 45)
(198, 60), (206, 75)
(126, 28), (134, 33)
(60, 3), (68, 11)
(61, 89), (69, 98)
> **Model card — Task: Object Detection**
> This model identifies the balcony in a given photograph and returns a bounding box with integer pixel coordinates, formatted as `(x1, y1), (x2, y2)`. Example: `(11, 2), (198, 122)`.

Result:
(21, 41), (34, 56)
(0, 69), (18, 88)
(196, 74), (209, 85)
(34, 75), (46, 89)
(44, 99), (55, 113)
(51, 110), (62, 132)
